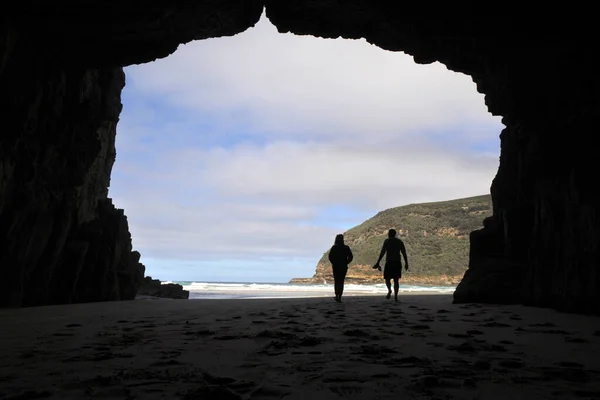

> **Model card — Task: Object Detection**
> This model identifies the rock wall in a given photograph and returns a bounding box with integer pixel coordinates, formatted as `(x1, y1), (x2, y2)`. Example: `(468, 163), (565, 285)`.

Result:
(2, 3), (600, 312)
(137, 276), (190, 300)
(0, 47), (145, 306)
(0, 1), (263, 307)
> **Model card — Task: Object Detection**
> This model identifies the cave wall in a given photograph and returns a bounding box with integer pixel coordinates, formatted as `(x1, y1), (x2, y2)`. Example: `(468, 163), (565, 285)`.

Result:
(0, 0), (264, 307)
(2, 2), (599, 312)
(0, 49), (146, 306)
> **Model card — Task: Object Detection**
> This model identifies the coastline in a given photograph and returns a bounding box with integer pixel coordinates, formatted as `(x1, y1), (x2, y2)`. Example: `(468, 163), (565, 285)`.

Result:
(289, 274), (464, 286)
(175, 281), (456, 300)
(2, 294), (600, 399)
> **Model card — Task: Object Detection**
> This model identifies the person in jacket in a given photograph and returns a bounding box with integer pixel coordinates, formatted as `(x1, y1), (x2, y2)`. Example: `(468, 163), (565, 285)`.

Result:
(328, 234), (353, 303)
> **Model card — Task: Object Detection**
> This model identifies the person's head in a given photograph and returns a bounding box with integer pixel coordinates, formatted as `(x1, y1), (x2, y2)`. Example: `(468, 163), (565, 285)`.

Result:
(388, 229), (397, 238)
(334, 234), (344, 245)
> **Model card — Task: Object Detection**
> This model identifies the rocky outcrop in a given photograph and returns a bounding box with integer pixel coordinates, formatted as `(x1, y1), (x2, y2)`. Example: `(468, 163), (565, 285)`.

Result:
(2, 4), (600, 313)
(137, 277), (190, 300)
(454, 216), (525, 304)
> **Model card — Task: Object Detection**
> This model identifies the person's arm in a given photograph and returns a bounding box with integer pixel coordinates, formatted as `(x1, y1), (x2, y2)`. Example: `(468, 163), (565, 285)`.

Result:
(373, 239), (387, 269)
(376, 239), (388, 264)
(401, 241), (409, 270)
(346, 246), (353, 265)
(328, 247), (334, 264)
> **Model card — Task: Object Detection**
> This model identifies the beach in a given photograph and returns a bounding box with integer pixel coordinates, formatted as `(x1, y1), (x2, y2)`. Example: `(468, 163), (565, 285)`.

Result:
(176, 281), (456, 299)
(1, 294), (600, 399)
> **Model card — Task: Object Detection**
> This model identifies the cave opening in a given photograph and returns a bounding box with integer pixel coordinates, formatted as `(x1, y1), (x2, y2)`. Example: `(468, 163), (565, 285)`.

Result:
(5, 5), (598, 312)
(109, 13), (503, 289)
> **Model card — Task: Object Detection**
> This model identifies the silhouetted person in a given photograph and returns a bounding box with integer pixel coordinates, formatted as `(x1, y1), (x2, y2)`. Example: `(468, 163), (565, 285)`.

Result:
(373, 228), (409, 302)
(328, 234), (353, 303)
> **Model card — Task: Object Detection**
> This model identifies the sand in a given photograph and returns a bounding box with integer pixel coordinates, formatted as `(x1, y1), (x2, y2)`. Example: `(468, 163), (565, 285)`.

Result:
(1, 294), (600, 400)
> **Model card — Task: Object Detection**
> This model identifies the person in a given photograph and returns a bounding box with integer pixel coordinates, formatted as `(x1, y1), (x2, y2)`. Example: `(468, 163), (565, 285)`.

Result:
(373, 228), (409, 302)
(328, 234), (353, 303)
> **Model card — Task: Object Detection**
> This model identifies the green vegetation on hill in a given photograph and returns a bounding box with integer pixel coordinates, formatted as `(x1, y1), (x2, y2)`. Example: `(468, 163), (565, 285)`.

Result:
(318, 194), (492, 278)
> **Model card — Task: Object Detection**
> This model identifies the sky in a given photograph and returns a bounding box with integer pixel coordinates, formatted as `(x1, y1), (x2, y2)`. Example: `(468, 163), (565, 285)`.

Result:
(108, 12), (504, 283)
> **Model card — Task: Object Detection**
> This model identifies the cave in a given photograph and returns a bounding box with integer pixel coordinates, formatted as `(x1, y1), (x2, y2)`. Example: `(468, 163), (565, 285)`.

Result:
(2, 3), (598, 313)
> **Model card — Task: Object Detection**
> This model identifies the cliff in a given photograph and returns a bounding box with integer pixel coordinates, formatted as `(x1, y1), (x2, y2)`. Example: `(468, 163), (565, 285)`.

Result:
(290, 195), (492, 286)
(0, 67), (145, 306)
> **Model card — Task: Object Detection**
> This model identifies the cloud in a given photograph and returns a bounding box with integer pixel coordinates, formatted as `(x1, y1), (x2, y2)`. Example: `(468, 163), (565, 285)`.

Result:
(125, 15), (500, 143)
(110, 14), (504, 281)
(112, 137), (497, 260)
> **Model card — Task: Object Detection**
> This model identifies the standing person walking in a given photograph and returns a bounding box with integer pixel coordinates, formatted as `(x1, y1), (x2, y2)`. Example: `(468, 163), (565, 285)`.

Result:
(373, 229), (409, 302)
(328, 234), (353, 303)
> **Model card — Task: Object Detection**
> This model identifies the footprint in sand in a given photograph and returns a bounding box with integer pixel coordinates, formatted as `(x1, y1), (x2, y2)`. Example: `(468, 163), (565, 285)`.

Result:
(474, 360), (492, 370)
(151, 359), (183, 367)
(539, 329), (571, 335)
(255, 330), (297, 340)
(447, 341), (477, 353)
(480, 321), (511, 328)
(530, 322), (556, 327)
(484, 343), (508, 352)
(426, 342), (445, 348)
(250, 312), (268, 317)
(343, 329), (371, 338)
(497, 358), (524, 369)
(214, 335), (242, 341)
(448, 333), (472, 339)
(555, 361), (584, 368)
(184, 329), (215, 337)
(329, 385), (363, 396)
(565, 337), (589, 343)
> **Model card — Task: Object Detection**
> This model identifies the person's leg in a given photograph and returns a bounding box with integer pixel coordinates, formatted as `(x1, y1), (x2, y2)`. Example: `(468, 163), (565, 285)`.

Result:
(338, 267), (348, 301)
(333, 270), (340, 301)
(393, 277), (400, 301)
(385, 278), (392, 299)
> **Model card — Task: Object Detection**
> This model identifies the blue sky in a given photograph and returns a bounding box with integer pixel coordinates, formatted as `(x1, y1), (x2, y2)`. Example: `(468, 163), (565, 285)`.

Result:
(108, 13), (504, 283)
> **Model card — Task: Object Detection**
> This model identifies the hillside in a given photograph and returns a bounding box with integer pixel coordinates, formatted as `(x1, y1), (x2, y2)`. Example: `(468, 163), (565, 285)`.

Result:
(290, 194), (492, 286)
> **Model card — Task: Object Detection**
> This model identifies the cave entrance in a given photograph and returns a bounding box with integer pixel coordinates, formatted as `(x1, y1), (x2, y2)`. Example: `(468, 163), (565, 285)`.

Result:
(109, 14), (503, 288)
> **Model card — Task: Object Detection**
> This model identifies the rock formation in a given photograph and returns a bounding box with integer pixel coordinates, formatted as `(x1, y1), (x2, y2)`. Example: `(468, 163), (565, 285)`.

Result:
(137, 276), (190, 300)
(0, 65), (145, 306)
(2, 3), (599, 313)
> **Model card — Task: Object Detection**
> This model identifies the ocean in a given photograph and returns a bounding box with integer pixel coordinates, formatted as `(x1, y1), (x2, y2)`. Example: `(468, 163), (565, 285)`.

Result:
(163, 281), (456, 300)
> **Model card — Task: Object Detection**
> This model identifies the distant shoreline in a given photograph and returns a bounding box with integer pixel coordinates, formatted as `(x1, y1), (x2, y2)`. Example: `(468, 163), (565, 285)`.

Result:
(289, 274), (463, 287)
(162, 281), (456, 300)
